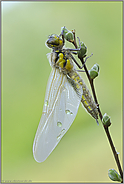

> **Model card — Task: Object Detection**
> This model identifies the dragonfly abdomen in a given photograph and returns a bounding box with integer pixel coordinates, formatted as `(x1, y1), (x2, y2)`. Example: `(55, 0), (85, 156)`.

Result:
(68, 71), (98, 120)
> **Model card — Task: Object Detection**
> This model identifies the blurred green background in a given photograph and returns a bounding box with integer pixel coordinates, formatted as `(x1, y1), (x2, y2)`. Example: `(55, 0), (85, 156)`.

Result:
(1, 1), (122, 183)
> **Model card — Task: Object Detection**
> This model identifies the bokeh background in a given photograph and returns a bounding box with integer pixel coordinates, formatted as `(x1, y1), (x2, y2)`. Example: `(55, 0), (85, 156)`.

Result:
(1, 1), (122, 183)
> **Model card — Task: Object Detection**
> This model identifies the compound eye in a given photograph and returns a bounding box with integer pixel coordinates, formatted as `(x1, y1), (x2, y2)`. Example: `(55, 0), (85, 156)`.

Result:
(47, 39), (59, 45)
(46, 34), (63, 49)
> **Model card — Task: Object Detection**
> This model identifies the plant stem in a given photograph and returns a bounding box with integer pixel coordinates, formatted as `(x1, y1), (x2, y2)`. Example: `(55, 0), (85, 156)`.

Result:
(71, 32), (123, 182)
(81, 57), (123, 182)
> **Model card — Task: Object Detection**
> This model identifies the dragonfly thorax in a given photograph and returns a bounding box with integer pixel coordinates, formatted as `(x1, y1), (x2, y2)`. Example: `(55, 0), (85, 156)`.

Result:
(51, 50), (74, 73)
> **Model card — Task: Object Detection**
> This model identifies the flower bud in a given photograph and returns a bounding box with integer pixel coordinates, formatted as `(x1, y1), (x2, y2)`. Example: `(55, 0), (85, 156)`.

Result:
(77, 42), (87, 58)
(108, 169), (122, 182)
(92, 63), (99, 72)
(61, 27), (74, 42)
(89, 64), (99, 79)
(102, 113), (111, 127)
(65, 31), (74, 41)
(61, 26), (69, 36)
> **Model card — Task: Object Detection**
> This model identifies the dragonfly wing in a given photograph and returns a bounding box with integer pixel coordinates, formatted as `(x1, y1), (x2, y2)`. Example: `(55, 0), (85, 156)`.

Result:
(33, 68), (81, 162)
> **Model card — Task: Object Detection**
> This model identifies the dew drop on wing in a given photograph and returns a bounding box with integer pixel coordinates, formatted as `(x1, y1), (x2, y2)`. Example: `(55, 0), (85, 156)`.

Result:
(44, 100), (49, 106)
(57, 129), (66, 141)
(57, 121), (62, 127)
(65, 109), (73, 115)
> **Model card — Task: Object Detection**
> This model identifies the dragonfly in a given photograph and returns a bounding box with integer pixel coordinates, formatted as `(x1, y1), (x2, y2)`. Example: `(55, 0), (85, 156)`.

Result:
(33, 31), (98, 163)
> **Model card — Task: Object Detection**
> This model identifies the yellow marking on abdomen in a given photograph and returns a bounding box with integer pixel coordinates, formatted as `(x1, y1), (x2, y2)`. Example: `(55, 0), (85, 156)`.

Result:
(70, 71), (98, 119)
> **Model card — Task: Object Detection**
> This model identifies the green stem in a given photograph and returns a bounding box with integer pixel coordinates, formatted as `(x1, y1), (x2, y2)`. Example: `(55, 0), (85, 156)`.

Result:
(70, 30), (123, 182)
(81, 57), (123, 182)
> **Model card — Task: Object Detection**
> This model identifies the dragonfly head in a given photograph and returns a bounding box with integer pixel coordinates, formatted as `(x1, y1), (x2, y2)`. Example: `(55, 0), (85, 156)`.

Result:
(46, 34), (64, 50)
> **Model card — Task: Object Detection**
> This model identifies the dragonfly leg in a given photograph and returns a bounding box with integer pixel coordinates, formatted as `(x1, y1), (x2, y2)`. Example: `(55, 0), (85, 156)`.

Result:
(70, 54), (83, 69)
(70, 53), (93, 70)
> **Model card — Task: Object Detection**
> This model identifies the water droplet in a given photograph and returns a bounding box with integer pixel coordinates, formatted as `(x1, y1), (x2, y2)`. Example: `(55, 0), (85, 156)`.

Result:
(65, 109), (71, 114)
(44, 100), (48, 106)
(57, 121), (62, 127)
(57, 129), (66, 141)
(61, 129), (66, 134)
(65, 109), (73, 115)
(57, 134), (61, 141)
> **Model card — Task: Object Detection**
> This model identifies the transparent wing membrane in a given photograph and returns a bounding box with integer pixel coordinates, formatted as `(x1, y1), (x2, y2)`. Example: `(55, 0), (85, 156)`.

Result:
(33, 69), (81, 162)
